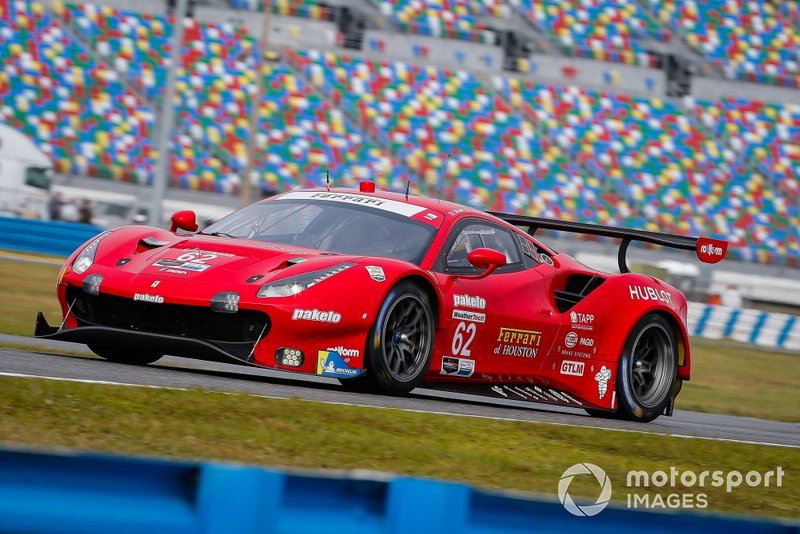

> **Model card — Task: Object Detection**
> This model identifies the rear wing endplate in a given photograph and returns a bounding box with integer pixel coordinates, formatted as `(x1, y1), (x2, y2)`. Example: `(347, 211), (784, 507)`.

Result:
(488, 212), (728, 273)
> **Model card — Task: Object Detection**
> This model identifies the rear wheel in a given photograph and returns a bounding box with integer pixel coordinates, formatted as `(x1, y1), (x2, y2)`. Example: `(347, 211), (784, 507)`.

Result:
(344, 281), (434, 395)
(614, 314), (678, 423)
(89, 344), (163, 365)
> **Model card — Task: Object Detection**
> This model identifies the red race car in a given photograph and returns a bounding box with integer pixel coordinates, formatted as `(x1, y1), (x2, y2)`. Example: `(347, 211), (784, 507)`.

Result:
(36, 182), (727, 422)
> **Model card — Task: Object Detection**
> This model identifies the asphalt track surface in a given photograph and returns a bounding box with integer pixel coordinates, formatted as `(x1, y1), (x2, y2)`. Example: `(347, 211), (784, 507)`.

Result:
(0, 338), (797, 448)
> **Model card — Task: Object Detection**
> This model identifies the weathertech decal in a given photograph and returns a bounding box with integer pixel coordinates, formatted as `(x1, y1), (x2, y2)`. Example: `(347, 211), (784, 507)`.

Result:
(452, 310), (486, 323)
(277, 191), (427, 218)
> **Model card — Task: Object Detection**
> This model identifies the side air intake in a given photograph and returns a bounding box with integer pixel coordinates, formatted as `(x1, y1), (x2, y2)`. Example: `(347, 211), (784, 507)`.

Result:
(554, 275), (605, 313)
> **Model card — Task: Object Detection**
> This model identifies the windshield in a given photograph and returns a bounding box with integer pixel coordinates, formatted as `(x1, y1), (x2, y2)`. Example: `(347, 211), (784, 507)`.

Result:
(202, 199), (437, 264)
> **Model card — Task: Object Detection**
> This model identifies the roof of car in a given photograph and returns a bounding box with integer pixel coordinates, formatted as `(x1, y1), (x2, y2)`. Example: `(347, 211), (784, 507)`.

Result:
(270, 184), (488, 220)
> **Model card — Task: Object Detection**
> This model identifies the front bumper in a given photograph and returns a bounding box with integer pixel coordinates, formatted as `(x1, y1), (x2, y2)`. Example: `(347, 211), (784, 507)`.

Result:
(34, 311), (259, 366)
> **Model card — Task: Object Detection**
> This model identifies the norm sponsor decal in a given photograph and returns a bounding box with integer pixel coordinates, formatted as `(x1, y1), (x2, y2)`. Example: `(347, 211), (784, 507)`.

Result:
(292, 308), (342, 323)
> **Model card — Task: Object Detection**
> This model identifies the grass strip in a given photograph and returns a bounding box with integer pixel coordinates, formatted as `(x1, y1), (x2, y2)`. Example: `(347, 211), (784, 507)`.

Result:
(0, 376), (797, 519)
(1, 259), (797, 421)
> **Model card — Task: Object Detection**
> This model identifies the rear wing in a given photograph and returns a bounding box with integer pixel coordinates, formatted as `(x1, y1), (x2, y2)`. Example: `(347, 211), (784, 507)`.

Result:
(487, 212), (728, 273)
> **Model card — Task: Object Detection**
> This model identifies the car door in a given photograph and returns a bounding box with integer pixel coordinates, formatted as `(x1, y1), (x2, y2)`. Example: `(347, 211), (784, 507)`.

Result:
(430, 218), (560, 382)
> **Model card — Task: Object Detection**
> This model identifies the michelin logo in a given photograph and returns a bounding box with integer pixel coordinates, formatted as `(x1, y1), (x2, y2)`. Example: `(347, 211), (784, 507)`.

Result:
(317, 350), (361, 378)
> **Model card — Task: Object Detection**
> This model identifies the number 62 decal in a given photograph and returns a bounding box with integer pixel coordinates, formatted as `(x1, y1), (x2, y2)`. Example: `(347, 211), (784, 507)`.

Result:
(452, 321), (476, 356)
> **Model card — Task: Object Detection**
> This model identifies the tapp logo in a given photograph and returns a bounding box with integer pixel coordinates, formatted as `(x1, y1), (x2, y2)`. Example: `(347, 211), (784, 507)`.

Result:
(292, 308), (342, 323)
(570, 311), (594, 324)
(133, 293), (164, 304)
(454, 294), (486, 310)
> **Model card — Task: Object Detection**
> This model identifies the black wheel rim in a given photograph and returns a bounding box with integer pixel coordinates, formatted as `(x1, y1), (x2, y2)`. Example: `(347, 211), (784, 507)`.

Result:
(628, 323), (673, 408)
(381, 294), (431, 383)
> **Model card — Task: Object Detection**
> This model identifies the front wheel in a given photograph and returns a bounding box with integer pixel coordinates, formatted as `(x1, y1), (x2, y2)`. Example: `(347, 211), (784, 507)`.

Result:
(614, 314), (678, 423)
(361, 281), (435, 395)
(89, 344), (163, 365)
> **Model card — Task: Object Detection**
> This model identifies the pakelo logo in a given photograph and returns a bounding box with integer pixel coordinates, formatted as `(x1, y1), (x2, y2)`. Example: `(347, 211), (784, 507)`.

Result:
(558, 463), (612, 517)
(454, 294), (486, 310)
(564, 331), (578, 348)
(292, 308), (342, 323)
(560, 360), (585, 376)
(133, 293), (164, 304)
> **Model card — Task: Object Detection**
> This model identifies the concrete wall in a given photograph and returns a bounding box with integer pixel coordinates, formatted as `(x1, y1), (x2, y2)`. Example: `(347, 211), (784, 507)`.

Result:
(692, 77), (799, 105)
(363, 30), (504, 73)
(525, 54), (665, 97)
(195, 7), (339, 49)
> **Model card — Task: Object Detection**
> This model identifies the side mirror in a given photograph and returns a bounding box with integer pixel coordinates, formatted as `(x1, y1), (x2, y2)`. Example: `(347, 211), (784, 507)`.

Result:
(170, 210), (198, 233)
(453, 248), (507, 280)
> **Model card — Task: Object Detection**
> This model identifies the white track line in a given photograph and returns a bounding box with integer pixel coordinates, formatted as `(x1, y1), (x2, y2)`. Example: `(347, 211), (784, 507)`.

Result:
(0, 371), (796, 449)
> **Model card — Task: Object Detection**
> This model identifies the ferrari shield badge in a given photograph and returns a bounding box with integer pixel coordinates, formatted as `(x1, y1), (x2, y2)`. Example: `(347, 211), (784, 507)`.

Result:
(365, 266), (386, 282)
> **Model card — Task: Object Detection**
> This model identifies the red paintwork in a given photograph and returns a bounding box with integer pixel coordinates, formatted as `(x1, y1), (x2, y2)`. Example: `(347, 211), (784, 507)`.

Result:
(53, 187), (702, 411)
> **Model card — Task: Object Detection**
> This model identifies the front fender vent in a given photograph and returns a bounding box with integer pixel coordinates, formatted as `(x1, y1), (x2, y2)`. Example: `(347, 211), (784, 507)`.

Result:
(554, 275), (605, 313)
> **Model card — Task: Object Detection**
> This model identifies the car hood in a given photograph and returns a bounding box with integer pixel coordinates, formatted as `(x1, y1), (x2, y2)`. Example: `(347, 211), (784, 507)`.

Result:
(103, 234), (346, 283)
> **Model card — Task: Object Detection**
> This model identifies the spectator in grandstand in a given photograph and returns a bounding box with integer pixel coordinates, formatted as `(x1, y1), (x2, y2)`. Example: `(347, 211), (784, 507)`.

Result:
(78, 199), (93, 225)
(720, 284), (743, 309)
(60, 200), (79, 222)
(48, 192), (65, 221)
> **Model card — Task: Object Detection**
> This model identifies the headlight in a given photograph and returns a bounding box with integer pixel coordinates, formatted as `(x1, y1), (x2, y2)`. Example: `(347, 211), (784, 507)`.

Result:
(73, 233), (108, 274)
(258, 263), (354, 298)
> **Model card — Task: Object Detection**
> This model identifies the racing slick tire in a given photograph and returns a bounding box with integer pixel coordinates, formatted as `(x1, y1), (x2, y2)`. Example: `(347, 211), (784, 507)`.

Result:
(362, 280), (435, 395)
(606, 314), (678, 423)
(89, 344), (163, 365)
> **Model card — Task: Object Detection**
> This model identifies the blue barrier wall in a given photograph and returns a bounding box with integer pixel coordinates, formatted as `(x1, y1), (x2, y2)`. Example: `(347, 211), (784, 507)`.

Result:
(0, 448), (795, 533)
(688, 302), (800, 351)
(0, 216), (102, 256)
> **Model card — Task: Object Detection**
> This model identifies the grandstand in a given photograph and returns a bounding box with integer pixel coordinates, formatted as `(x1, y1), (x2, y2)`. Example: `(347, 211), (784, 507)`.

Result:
(0, 0), (798, 265)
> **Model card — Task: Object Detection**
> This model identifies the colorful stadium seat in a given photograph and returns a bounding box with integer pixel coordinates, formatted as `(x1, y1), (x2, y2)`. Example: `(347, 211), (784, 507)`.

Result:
(508, 0), (666, 67)
(650, 0), (800, 88)
(372, 0), (505, 44)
